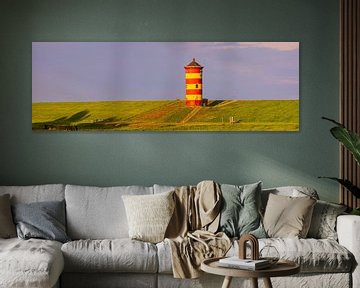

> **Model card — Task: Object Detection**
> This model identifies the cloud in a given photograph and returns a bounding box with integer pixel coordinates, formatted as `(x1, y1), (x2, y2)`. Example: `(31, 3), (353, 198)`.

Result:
(213, 42), (299, 51)
(239, 42), (299, 51)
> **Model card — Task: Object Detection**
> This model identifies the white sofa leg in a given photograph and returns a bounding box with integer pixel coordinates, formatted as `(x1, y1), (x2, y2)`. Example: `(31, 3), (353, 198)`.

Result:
(337, 215), (360, 288)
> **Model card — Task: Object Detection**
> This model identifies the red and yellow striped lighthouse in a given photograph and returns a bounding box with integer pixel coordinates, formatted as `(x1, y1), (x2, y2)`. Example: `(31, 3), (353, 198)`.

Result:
(185, 58), (203, 106)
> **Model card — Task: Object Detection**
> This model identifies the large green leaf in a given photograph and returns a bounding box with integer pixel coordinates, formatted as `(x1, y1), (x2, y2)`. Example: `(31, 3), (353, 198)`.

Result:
(330, 127), (360, 165)
(318, 177), (360, 198)
(322, 117), (360, 165)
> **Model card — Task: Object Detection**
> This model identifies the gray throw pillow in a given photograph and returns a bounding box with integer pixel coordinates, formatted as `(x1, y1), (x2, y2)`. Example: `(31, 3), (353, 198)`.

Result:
(12, 200), (70, 243)
(0, 194), (16, 238)
(218, 182), (266, 238)
(307, 200), (347, 240)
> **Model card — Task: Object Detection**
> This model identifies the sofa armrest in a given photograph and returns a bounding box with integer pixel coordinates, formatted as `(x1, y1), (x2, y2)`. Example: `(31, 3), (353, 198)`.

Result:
(337, 215), (360, 288)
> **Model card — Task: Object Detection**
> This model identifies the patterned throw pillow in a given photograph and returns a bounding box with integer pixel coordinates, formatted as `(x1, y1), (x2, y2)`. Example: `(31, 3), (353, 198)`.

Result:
(307, 200), (347, 240)
(263, 193), (316, 238)
(122, 191), (175, 243)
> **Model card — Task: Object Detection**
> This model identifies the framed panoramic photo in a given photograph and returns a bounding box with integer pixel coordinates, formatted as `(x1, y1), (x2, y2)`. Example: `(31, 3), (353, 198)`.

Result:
(32, 42), (299, 132)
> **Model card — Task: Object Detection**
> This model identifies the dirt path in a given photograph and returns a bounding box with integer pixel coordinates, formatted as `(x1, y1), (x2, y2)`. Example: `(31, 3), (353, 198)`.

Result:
(181, 107), (202, 123)
(216, 100), (237, 107)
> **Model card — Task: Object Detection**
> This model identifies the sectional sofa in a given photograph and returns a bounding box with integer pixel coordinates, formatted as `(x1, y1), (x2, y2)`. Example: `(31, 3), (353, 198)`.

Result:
(0, 183), (359, 288)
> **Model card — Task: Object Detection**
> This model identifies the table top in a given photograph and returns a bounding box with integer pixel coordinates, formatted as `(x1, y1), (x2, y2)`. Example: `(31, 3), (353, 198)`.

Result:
(201, 257), (300, 278)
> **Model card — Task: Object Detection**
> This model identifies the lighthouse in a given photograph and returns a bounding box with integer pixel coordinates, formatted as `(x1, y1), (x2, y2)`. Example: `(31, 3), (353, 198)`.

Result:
(184, 58), (203, 106)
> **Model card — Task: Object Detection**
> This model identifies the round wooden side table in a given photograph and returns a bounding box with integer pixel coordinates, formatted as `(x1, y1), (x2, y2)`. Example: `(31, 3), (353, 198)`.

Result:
(201, 257), (300, 288)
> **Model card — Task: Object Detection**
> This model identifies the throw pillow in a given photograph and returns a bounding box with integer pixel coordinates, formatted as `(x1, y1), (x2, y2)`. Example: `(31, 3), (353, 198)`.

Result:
(218, 182), (266, 238)
(307, 200), (347, 240)
(261, 186), (319, 214)
(0, 194), (16, 238)
(263, 193), (316, 238)
(122, 190), (175, 243)
(12, 200), (70, 243)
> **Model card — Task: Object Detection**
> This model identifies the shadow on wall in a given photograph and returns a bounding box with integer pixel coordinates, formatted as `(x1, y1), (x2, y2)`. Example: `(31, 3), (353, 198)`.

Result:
(32, 110), (121, 131)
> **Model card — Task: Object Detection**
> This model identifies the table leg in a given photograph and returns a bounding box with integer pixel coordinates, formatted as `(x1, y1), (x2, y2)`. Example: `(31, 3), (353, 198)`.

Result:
(263, 277), (273, 288)
(221, 276), (233, 288)
(251, 278), (258, 288)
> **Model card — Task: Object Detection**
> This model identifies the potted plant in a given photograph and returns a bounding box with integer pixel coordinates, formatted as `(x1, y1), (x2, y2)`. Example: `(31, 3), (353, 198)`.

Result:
(320, 117), (360, 215)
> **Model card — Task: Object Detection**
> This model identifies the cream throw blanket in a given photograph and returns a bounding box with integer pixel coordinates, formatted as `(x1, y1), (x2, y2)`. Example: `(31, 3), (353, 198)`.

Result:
(165, 180), (231, 278)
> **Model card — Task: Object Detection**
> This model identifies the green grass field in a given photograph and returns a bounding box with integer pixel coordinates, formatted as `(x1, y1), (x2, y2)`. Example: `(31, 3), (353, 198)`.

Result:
(32, 99), (299, 131)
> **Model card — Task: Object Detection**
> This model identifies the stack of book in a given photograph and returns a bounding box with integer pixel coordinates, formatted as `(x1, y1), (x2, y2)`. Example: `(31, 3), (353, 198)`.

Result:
(218, 257), (271, 270)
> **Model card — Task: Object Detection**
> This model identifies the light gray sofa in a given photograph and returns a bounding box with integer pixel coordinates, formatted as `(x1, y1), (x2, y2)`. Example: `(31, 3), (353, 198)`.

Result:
(0, 183), (359, 288)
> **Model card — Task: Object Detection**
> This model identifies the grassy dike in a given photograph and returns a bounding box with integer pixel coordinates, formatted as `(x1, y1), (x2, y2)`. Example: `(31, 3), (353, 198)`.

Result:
(32, 99), (299, 131)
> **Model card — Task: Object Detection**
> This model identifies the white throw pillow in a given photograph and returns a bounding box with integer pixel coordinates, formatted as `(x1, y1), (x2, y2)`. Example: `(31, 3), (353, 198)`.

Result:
(122, 191), (175, 243)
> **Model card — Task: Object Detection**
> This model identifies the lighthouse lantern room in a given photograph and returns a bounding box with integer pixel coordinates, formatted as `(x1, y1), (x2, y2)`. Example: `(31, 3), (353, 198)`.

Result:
(184, 58), (203, 106)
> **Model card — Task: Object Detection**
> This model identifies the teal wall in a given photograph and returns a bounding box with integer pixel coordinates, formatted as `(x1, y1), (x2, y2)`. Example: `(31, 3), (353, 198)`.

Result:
(0, 0), (340, 202)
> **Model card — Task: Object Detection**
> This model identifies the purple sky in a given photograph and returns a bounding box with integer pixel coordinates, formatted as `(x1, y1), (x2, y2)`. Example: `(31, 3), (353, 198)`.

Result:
(32, 42), (299, 102)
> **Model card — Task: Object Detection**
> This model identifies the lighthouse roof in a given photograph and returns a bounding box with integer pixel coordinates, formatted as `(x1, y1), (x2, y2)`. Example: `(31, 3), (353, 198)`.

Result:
(186, 58), (202, 67)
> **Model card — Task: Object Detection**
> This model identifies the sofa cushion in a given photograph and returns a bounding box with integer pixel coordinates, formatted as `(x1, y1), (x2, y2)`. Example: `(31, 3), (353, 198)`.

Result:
(61, 273), (157, 288)
(0, 238), (64, 288)
(158, 237), (353, 274)
(156, 240), (173, 274)
(65, 185), (153, 239)
(122, 191), (175, 243)
(0, 194), (16, 238)
(260, 238), (353, 273)
(261, 186), (319, 213)
(307, 200), (347, 240)
(0, 184), (65, 204)
(153, 184), (176, 194)
(61, 239), (158, 273)
(263, 193), (316, 238)
(12, 200), (70, 243)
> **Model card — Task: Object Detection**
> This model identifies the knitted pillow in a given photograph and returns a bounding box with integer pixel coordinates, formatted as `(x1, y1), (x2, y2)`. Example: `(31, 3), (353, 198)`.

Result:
(122, 191), (175, 243)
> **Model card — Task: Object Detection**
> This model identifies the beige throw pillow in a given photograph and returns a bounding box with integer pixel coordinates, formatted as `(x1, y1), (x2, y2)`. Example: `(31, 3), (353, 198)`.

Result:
(0, 194), (17, 238)
(263, 193), (316, 238)
(122, 191), (175, 243)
